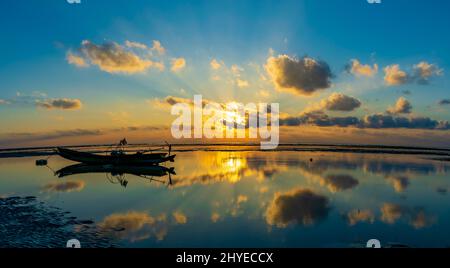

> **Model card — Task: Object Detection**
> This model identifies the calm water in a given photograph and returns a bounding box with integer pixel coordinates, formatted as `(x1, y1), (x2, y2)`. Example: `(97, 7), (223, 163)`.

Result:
(1, 147), (450, 248)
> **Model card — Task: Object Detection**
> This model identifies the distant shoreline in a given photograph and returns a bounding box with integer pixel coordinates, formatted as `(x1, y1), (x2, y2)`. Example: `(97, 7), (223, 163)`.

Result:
(1, 143), (450, 159)
(1, 142), (450, 152)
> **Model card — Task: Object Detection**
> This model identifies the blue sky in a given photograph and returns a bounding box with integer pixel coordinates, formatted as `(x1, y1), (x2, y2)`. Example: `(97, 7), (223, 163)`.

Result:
(0, 0), (449, 147)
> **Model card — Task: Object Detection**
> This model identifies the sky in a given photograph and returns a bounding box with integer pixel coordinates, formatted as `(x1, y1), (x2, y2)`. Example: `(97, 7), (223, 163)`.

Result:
(0, 0), (449, 148)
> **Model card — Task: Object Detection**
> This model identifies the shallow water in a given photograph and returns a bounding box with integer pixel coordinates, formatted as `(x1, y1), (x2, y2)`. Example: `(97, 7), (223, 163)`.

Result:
(1, 147), (450, 248)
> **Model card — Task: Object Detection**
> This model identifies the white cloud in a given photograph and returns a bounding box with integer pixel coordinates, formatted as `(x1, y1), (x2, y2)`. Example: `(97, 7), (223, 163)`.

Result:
(171, 57), (186, 72)
(413, 61), (443, 84)
(236, 78), (249, 88)
(387, 97), (412, 114)
(231, 64), (243, 76)
(384, 62), (442, 86)
(347, 59), (378, 77)
(210, 59), (222, 70)
(384, 64), (409, 86)
(151, 40), (166, 55)
(66, 52), (89, 68)
(77, 40), (156, 74)
(125, 40), (148, 49)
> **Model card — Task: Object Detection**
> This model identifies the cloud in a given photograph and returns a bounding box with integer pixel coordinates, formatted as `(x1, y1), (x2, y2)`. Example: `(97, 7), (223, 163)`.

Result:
(384, 62), (442, 86)
(70, 40), (159, 74)
(266, 188), (330, 227)
(211, 213), (221, 223)
(280, 111), (450, 130)
(66, 52), (89, 68)
(231, 64), (243, 76)
(210, 59), (222, 70)
(347, 59), (378, 77)
(151, 40), (166, 55)
(380, 203), (405, 224)
(236, 78), (249, 88)
(387, 97), (412, 114)
(171, 57), (186, 72)
(0, 129), (102, 145)
(386, 176), (410, 192)
(125, 40), (148, 49)
(124, 40), (165, 54)
(345, 209), (375, 226)
(413, 61), (443, 84)
(172, 211), (188, 224)
(439, 99), (450, 106)
(98, 211), (168, 242)
(321, 93), (361, 112)
(384, 64), (409, 86)
(36, 98), (82, 110)
(164, 96), (193, 106)
(362, 114), (449, 129)
(320, 174), (359, 192)
(42, 180), (85, 193)
(236, 195), (248, 206)
(280, 111), (360, 127)
(150, 95), (216, 110)
(265, 54), (333, 96)
(380, 203), (435, 229)
(0, 99), (9, 105)
(0, 126), (167, 147)
(150, 96), (192, 108)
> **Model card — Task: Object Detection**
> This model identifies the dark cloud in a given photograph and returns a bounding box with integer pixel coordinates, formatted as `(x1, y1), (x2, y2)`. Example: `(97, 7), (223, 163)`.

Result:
(265, 55), (333, 96)
(439, 99), (450, 106)
(155, 96), (213, 108)
(322, 93), (361, 112)
(280, 111), (360, 127)
(280, 111), (450, 130)
(36, 98), (82, 110)
(266, 188), (330, 227)
(362, 114), (449, 129)
(322, 174), (359, 192)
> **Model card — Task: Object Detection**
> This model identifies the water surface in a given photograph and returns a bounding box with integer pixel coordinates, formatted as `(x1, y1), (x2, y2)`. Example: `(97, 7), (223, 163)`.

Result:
(1, 146), (449, 248)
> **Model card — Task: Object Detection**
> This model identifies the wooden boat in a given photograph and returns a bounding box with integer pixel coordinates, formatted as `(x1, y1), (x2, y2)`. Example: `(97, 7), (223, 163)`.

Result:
(55, 163), (176, 178)
(56, 147), (175, 165)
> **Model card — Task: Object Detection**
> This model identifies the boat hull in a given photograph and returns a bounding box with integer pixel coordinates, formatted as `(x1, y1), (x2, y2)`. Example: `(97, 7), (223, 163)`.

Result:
(56, 147), (174, 165)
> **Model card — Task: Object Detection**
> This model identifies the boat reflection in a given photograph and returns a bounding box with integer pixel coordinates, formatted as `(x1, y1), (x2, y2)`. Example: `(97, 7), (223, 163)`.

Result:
(55, 164), (175, 187)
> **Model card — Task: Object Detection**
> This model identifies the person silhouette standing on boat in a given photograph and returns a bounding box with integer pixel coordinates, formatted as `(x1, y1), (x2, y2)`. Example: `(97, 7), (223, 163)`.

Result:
(119, 138), (128, 146)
